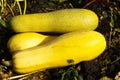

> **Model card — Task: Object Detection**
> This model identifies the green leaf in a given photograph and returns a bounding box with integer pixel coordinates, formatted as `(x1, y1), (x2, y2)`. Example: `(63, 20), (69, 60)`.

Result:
(0, 19), (7, 27)
(59, 0), (67, 3)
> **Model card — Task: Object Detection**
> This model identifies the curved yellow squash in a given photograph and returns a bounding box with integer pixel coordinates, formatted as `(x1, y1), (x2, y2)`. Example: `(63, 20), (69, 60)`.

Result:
(10, 9), (98, 33)
(7, 32), (56, 52)
(12, 31), (106, 74)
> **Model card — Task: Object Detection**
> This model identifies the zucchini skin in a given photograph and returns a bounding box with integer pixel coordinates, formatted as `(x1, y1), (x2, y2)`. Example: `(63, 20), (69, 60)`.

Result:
(10, 9), (98, 33)
(7, 32), (56, 52)
(12, 31), (106, 74)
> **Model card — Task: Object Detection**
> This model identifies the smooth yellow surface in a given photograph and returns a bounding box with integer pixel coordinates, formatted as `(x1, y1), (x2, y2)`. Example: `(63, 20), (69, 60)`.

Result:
(10, 9), (99, 33)
(7, 32), (56, 52)
(12, 31), (106, 74)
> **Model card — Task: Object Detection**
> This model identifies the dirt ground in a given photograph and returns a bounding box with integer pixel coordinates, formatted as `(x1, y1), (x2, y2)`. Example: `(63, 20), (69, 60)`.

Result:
(0, 0), (120, 80)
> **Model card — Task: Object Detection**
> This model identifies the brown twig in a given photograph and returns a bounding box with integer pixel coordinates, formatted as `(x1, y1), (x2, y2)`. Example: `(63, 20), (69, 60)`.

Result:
(83, 0), (96, 8)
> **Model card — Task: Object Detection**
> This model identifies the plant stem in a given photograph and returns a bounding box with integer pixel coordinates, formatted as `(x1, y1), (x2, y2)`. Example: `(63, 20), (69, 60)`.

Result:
(16, 0), (22, 15)
(23, 0), (27, 14)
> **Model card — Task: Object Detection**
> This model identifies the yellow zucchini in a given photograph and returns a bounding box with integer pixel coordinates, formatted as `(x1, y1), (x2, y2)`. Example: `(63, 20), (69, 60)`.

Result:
(10, 9), (98, 33)
(12, 31), (106, 74)
(7, 32), (56, 52)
